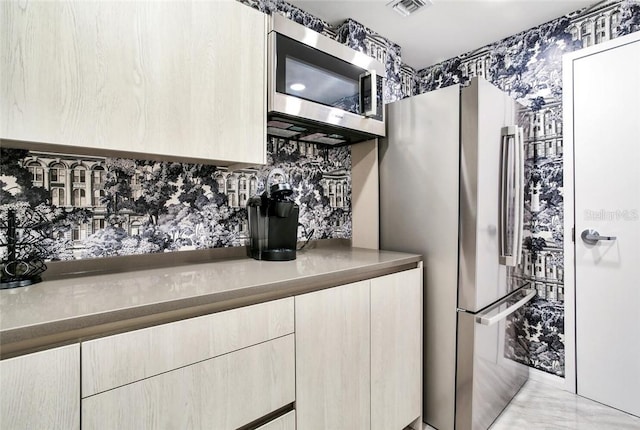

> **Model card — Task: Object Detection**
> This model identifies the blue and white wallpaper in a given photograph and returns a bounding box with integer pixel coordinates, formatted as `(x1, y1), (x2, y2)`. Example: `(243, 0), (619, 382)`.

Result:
(1, 0), (399, 265)
(240, 0), (334, 36)
(416, 0), (639, 376)
(2, 0), (638, 374)
(0, 141), (350, 261)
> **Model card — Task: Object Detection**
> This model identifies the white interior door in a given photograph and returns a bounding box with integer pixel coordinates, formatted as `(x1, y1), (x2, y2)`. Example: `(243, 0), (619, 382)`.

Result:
(573, 36), (640, 417)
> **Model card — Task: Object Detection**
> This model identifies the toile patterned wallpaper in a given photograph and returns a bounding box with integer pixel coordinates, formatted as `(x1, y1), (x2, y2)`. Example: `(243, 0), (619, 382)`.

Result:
(2, 0), (639, 375)
(1, 0), (417, 266)
(415, 0), (639, 376)
(0, 140), (351, 261)
(2, 0), (401, 265)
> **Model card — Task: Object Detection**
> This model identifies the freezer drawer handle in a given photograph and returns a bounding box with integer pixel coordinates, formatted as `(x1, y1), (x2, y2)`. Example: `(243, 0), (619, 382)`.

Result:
(477, 289), (536, 326)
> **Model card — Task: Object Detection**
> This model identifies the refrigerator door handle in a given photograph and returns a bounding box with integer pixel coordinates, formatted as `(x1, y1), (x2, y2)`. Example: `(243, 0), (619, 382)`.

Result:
(499, 125), (525, 267)
(476, 289), (536, 326)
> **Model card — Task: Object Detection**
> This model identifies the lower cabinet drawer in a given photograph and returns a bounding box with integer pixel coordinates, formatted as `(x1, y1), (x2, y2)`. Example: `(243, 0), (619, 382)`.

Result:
(81, 334), (295, 430)
(82, 297), (294, 397)
(256, 410), (296, 430)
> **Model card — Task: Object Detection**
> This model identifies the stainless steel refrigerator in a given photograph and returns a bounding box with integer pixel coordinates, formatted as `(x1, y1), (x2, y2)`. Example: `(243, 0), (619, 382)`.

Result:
(379, 77), (534, 430)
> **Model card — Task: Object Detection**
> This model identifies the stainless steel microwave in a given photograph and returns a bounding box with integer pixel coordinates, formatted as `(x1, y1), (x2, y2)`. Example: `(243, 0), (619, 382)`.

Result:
(267, 14), (386, 146)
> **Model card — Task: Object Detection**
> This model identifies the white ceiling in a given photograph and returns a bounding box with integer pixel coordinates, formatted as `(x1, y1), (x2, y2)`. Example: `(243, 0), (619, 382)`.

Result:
(287, 0), (595, 70)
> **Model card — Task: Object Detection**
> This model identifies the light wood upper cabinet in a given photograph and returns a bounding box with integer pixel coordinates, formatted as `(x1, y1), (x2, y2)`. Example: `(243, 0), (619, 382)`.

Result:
(0, 344), (80, 430)
(371, 268), (423, 430)
(295, 280), (371, 430)
(190, 0), (266, 165)
(1, 0), (266, 166)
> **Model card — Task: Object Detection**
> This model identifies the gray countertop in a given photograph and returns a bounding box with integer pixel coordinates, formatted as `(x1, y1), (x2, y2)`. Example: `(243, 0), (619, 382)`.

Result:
(0, 246), (421, 357)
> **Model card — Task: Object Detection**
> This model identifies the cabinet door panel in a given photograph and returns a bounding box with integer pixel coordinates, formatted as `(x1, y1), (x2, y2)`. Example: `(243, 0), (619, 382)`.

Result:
(371, 268), (422, 430)
(191, 0), (266, 164)
(1, 1), (190, 153)
(1, 1), (265, 165)
(82, 297), (294, 397)
(1, 1), (75, 144)
(82, 334), (295, 430)
(90, 1), (192, 155)
(295, 281), (371, 430)
(0, 344), (80, 430)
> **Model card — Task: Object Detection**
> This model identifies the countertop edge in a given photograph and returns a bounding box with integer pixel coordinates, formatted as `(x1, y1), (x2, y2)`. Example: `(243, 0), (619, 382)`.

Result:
(0, 254), (421, 358)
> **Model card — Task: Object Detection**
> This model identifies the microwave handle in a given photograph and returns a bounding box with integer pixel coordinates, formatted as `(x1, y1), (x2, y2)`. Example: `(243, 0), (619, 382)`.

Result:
(359, 70), (377, 118)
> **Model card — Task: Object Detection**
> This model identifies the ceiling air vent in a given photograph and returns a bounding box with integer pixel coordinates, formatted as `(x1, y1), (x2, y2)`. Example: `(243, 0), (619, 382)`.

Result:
(386, 0), (432, 17)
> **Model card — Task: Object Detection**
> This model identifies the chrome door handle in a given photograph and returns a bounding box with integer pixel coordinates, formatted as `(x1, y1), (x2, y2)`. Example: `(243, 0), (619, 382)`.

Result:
(581, 229), (617, 245)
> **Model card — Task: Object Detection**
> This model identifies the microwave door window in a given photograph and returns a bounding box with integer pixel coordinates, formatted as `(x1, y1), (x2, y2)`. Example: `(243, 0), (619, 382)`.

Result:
(285, 57), (359, 113)
(275, 34), (364, 115)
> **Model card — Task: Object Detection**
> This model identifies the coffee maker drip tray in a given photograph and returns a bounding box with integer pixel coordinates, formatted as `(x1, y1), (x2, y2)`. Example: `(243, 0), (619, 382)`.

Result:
(249, 248), (297, 262)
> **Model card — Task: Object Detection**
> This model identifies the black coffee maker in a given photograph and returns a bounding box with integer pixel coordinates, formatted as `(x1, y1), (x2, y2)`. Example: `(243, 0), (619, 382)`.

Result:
(247, 169), (299, 261)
